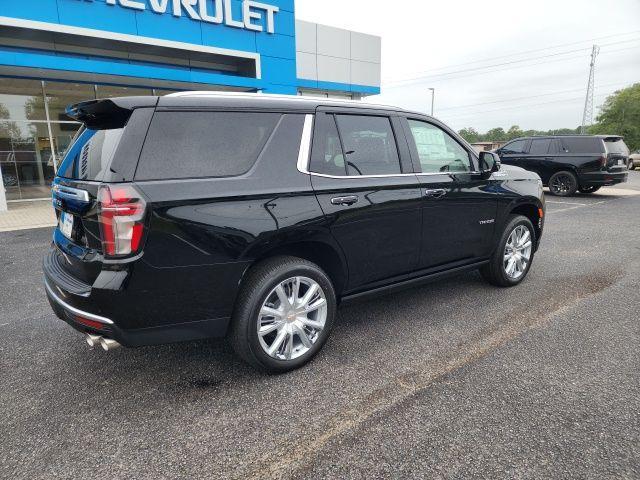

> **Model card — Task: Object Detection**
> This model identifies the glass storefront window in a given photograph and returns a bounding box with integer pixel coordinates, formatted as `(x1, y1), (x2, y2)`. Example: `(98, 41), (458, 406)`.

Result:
(0, 78), (46, 121)
(96, 85), (153, 98)
(44, 81), (95, 122)
(0, 121), (55, 201)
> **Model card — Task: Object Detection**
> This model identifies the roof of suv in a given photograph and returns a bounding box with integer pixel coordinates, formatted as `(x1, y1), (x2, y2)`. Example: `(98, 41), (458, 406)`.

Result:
(156, 91), (408, 114)
(508, 134), (622, 141)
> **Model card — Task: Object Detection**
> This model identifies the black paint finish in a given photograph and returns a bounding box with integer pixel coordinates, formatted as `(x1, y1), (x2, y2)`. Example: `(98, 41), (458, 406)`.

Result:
(43, 95), (545, 348)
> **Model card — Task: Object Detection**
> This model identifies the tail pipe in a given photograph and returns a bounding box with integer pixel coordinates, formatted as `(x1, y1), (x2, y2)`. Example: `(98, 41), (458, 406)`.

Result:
(85, 334), (121, 351)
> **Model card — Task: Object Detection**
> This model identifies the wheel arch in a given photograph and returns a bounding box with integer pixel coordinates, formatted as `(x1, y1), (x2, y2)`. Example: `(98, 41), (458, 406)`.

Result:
(509, 201), (543, 249)
(243, 240), (348, 297)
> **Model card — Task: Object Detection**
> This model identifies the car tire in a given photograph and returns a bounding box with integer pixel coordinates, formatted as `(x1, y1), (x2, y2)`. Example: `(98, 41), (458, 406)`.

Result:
(480, 215), (536, 288)
(229, 256), (337, 373)
(578, 186), (601, 194)
(548, 171), (578, 196)
(630, 163), (636, 171)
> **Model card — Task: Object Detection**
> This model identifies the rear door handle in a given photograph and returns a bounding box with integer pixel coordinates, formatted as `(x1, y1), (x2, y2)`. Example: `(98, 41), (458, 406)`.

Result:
(423, 188), (447, 199)
(330, 195), (359, 206)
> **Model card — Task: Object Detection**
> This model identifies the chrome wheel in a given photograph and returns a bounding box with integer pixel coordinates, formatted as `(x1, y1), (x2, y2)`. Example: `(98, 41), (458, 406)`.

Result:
(503, 225), (533, 280)
(257, 276), (327, 361)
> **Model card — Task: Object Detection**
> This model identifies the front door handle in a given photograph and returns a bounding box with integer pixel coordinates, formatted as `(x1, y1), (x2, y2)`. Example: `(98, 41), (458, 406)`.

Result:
(331, 195), (359, 206)
(423, 188), (447, 199)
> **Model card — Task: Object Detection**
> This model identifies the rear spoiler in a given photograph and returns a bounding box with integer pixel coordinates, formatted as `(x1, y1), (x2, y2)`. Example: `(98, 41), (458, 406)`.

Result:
(65, 96), (158, 130)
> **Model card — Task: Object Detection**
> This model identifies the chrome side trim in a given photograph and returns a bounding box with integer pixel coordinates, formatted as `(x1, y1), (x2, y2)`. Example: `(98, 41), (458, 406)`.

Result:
(52, 184), (90, 202)
(44, 279), (114, 325)
(297, 114), (315, 174)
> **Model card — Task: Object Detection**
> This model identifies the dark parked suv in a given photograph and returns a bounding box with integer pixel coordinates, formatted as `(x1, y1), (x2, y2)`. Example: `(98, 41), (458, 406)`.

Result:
(496, 135), (629, 196)
(44, 93), (545, 372)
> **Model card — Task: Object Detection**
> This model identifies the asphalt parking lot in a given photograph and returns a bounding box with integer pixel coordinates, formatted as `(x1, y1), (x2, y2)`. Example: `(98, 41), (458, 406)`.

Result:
(1, 172), (639, 480)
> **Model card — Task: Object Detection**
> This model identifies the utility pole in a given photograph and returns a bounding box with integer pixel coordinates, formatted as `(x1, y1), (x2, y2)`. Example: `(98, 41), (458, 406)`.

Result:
(428, 88), (435, 116)
(580, 45), (600, 134)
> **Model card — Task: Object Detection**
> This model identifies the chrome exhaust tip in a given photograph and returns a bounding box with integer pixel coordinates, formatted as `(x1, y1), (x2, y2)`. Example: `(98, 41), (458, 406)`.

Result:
(100, 338), (121, 351)
(86, 334), (102, 348)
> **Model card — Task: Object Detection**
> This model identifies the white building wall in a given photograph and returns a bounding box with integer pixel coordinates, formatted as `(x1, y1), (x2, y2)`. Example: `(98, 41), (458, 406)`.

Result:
(295, 20), (381, 92)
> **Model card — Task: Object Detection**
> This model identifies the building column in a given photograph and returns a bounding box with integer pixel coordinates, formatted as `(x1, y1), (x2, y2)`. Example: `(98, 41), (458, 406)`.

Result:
(0, 162), (7, 212)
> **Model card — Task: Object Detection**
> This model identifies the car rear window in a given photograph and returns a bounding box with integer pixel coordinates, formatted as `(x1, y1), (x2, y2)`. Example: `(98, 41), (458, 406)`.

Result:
(57, 126), (124, 181)
(603, 138), (629, 156)
(559, 137), (604, 154)
(135, 111), (281, 180)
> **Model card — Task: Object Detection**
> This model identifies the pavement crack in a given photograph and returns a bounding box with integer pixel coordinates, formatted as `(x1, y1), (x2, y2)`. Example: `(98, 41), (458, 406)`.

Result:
(241, 271), (622, 480)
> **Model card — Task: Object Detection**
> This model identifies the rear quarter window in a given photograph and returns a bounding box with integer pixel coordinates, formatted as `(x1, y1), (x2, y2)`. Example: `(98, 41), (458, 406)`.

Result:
(135, 111), (281, 180)
(559, 137), (604, 154)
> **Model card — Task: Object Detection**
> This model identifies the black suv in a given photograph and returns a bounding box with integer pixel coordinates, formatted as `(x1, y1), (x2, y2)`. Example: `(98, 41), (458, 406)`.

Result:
(44, 93), (545, 373)
(496, 135), (629, 196)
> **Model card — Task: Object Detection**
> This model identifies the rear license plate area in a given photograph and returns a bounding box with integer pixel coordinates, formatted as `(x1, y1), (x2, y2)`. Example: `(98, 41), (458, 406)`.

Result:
(59, 211), (74, 239)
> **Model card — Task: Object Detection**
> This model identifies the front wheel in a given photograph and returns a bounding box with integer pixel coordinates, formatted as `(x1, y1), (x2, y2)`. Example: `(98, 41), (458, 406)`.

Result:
(579, 185), (601, 194)
(548, 171), (578, 196)
(480, 215), (535, 287)
(229, 256), (336, 373)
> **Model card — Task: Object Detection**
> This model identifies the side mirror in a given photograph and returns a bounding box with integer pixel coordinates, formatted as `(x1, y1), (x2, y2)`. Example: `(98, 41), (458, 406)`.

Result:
(479, 151), (501, 173)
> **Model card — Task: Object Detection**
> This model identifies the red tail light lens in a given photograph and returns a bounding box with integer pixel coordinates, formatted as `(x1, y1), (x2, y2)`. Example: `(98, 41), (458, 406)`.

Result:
(97, 185), (147, 257)
(600, 156), (608, 168)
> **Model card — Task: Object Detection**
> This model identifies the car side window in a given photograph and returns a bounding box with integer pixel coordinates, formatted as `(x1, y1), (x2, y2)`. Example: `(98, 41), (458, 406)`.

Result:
(501, 139), (527, 154)
(309, 114), (347, 176)
(334, 115), (401, 176)
(529, 138), (552, 155)
(406, 119), (471, 173)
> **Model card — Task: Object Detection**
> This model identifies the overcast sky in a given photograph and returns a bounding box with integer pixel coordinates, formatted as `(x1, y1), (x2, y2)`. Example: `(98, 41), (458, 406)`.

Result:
(296, 0), (640, 133)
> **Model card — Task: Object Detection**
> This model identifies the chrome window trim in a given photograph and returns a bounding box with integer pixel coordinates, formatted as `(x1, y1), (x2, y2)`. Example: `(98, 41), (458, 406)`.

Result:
(296, 113), (481, 179)
(297, 114), (315, 174)
(44, 279), (114, 325)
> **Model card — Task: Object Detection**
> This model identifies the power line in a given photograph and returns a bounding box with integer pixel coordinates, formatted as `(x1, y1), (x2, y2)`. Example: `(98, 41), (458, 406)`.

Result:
(382, 42), (639, 86)
(384, 37), (640, 86)
(382, 29), (640, 82)
(437, 81), (629, 112)
(442, 93), (611, 120)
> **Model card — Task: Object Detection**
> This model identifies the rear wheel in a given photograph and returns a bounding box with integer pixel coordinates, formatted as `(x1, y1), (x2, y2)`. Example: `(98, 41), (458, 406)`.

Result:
(229, 256), (336, 373)
(579, 185), (601, 194)
(481, 215), (535, 287)
(548, 171), (578, 196)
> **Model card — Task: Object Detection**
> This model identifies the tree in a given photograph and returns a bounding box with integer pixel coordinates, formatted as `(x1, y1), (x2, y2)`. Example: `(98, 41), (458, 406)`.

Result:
(458, 127), (480, 143)
(589, 83), (640, 151)
(506, 125), (523, 140)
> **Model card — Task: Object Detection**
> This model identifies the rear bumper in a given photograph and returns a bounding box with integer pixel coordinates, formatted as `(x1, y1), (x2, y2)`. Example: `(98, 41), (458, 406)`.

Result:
(43, 248), (232, 347)
(579, 170), (628, 187)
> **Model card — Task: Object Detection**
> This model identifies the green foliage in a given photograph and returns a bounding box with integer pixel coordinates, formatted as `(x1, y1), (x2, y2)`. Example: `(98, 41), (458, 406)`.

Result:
(589, 83), (640, 151)
(458, 124), (581, 144)
(458, 83), (640, 151)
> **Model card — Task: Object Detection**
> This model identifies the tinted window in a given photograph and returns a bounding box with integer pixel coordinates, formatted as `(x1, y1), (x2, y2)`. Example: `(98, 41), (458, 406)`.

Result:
(559, 137), (603, 154)
(407, 120), (470, 173)
(604, 138), (629, 155)
(335, 115), (401, 176)
(529, 138), (552, 155)
(57, 126), (124, 180)
(501, 139), (527, 154)
(136, 112), (280, 180)
(309, 114), (347, 176)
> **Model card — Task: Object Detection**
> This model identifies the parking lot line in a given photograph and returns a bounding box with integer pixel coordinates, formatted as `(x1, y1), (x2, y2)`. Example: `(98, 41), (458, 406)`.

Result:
(546, 200), (587, 206)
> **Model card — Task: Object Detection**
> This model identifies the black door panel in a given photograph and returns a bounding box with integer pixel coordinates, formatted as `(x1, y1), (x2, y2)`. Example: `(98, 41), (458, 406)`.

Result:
(417, 173), (497, 268)
(312, 175), (422, 289)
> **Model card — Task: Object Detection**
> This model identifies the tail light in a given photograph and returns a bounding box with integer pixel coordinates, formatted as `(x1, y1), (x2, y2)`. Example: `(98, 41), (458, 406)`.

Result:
(97, 184), (147, 257)
(600, 155), (608, 168)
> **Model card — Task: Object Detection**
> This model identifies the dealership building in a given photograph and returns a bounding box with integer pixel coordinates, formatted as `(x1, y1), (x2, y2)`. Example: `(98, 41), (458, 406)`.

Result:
(0, 0), (381, 208)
